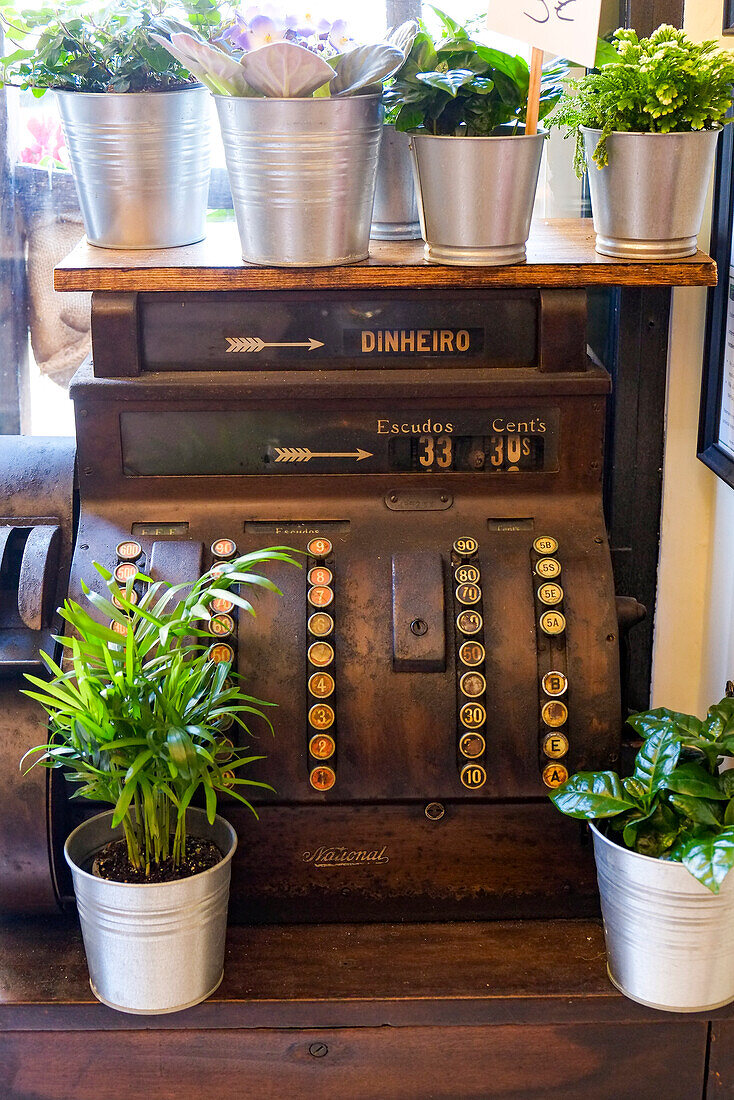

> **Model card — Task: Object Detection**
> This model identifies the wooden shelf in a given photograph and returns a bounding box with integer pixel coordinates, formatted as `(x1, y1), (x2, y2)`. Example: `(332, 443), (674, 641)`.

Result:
(54, 219), (717, 293)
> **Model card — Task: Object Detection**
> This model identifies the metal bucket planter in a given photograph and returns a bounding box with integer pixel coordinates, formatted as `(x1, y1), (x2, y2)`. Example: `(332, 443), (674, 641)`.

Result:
(582, 126), (720, 260)
(371, 123), (421, 241)
(55, 87), (210, 250)
(410, 126), (545, 266)
(215, 94), (383, 267)
(591, 823), (734, 1012)
(65, 807), (237, 1015)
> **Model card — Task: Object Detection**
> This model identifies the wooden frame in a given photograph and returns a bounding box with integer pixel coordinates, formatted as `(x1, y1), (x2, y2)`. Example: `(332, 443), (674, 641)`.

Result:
(699, 122), (734, 488)
(725, 0), (734, 35)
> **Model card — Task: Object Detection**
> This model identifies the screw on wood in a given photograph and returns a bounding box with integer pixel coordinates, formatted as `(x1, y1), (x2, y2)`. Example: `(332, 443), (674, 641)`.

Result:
(309, 1043), (328, 1058)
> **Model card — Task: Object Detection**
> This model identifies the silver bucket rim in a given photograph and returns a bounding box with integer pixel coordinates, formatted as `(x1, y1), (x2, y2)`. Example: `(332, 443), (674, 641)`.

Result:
(54, 85), (206, 101)
(582, 123), (722, 140)
(408, 125), (547, 143)
(212, 91), (382, 105)
(590, 820), (683, 868)
(64, 807), (238, 891)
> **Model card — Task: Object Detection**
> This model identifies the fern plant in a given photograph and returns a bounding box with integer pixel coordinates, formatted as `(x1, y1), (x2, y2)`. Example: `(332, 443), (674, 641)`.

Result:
(21, 547), (299, 876)
(549, 25), (734, 177)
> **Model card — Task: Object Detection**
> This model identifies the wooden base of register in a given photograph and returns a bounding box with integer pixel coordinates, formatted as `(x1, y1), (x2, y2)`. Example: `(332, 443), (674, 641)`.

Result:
(2, 916), (734, 1099)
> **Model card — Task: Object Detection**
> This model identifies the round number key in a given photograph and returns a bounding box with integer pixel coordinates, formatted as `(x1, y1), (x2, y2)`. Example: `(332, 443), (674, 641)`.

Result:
(459, 732), (486, 759)
(112, 589), (138, 609)
(460, 672), (486, 698)
(211, 538), (237, 560)
(310, 765), (336, 791)
(460, 702), (486, 729)
(114, 562), (137, 585)
(540, 610), (566, 636)
(543, 731), (569, 759)
(308, 642), (334, 668)
(538, 583), (563, 606)
(542, 762), (569, 789)
(116, 540), (142, 562)
(308, 566), (333, 587)
(307, 538), (332, 559)
(457, 610), (483, 636)
(211, 596), (234, 615)
(309, 703), (335, 731)
(456, 583), (482, 606)
(542, 671), (568, 697)
(542, 700), (568, 728)
(110, 619), (128, 636)
(453, 537), (478, 559)
(210, 613), (235, 637)
(309, 672), (335, 699)
(455, 565), (480, 585)
(308, 612), (334, 638)
(535, 557), (561, 579)
(308, 585), (334, 609)
(460, 763), (487, 789)
(208, 642), (234, 664)
(459, 641), (485, 667)
(533, 536), (558, 555)
(309, 734), (336, 761)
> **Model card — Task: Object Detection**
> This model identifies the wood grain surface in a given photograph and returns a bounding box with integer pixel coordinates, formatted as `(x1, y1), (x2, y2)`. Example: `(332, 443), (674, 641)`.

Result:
(53, 220), (717, 293)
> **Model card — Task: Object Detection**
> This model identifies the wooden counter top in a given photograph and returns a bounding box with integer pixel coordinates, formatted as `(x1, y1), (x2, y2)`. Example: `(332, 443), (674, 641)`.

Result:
(54, 219), (717, 293)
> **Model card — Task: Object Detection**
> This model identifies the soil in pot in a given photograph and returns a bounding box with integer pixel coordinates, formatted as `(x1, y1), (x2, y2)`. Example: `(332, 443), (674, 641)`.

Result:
(92, 836), (222, 884)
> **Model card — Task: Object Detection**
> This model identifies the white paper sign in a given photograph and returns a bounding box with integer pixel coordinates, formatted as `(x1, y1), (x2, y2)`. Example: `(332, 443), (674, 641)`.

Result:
(486, 0), (603, 68)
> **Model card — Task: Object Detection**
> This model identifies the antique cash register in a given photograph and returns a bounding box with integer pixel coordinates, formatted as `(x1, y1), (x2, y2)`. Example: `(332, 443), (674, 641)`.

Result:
(0, 226), (662, 924)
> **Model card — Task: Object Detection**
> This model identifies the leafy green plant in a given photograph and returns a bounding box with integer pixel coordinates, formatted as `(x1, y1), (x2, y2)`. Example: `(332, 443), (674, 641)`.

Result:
(548, 24), (734, 176)
(21, 547), (300, 875)
(550, 697), (734, 892)
(0, 0), (223, 93)
(383, 6), (566, 136)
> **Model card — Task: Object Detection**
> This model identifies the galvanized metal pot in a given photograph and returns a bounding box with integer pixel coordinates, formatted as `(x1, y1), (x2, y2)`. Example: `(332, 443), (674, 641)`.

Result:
(55, 87), (210, 250)
(582, 126), (720, 260)
(371, 123), (421, 241)
(591, 823), (734, 1012)
(410, 126), (545, 266)
(65, 807), (237, 1015)
(215, 94), (383, 267)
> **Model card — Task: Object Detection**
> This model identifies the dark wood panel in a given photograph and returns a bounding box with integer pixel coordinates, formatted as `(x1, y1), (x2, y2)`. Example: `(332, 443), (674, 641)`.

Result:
(708, 1021), (734, 1094)
(54, 221), (717, 293)
(0, 1020), (709, 1100)
(625, 0), (684, 36)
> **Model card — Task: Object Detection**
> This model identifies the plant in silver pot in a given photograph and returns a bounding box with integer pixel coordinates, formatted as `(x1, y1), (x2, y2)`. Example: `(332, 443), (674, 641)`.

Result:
(549, 25), (734, 259)
(21, 547), (300, 1015)
(154, 9), (410, 266)
(372, 20), (421, 242)
(550, 697), (734, 1011)
(383, 7), (566, 266)
(0, 0), (219, 248)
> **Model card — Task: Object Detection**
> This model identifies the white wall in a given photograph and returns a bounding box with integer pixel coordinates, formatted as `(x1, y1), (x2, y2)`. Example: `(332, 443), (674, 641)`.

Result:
(650, 0), (734, 714)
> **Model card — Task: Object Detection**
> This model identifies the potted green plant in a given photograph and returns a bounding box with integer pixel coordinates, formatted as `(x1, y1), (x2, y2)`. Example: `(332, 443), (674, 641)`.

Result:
(22, 547), (299, 1014)
(550, 697), (734, 1011)
(548, 25), (734, 259)
(371, 20), (421, 242)
(383, 7), (566, 266)
(153, 10), (408, 266)
(0, 0), (220, 249)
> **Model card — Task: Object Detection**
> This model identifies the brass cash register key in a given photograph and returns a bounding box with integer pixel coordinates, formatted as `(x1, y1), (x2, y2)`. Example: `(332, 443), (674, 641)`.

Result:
(453, 537), (478, 560)
(211, 538), (236, 560)
(112, 589), (138, 609)
(310, 765), (336, 791)
(456, 582), (482, 606)
(308, 671), (335, 698)
(308, 585), (334, 609)
(208, 642), (234, 664)
(542, 762), (569, 788)
(211, 596), (235, 615)
(459, 702), (486, 729)
(535, 557), (561, 579)
(116, 540), (142, 562)
(459, 640), (485, 667)
(308, 612), (334, 638)
(210, 614), (235, 637)
(542, 670), (568, 697)
(541, 700), (568, 728)
(543, 732), (569, 759)
(539, 610), (566, 636)
(460, 763), (487, 789)
(308, 641), (334, 667)
(537, 583), (563, 606)
(459, 732), (486, 759)
(455, 565), (480, 585)
(308, 566), (332, 587)
(460, 672), (486, 699)
(309, 703), (335, 731)
(309, 734), (336, 761)
(456, 610), (483, 636)
(533, 536), (558, 555)
(307, 538), (332, 559)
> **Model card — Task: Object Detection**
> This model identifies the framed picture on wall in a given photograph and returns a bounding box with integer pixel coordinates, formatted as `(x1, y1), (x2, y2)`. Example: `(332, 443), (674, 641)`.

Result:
(698, 119), (734, 488)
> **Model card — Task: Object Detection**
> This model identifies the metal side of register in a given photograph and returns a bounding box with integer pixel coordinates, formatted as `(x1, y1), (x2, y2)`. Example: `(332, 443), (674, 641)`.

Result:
(0, 285), (644, 922)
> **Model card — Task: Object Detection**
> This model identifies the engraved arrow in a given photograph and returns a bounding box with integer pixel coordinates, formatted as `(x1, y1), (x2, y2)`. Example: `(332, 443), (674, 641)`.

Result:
(226, 337), (324, 353)
(273, 447), (373, 463)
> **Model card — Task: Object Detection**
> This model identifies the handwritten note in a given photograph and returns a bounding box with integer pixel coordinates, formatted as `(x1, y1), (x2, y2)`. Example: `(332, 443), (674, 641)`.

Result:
(486, 0), (602, 68)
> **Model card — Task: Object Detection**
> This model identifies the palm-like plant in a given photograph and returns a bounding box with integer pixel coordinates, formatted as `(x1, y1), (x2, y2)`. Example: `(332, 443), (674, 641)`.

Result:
(22, 547), (299, 876)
